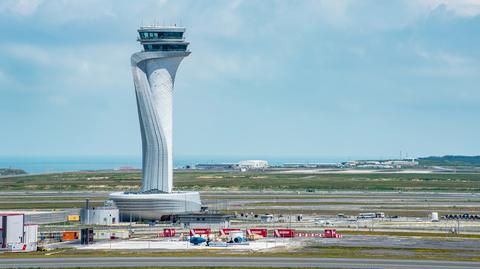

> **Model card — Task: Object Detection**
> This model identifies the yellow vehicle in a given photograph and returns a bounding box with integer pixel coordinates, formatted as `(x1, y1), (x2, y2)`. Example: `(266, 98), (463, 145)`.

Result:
(67, 215), (80, 222)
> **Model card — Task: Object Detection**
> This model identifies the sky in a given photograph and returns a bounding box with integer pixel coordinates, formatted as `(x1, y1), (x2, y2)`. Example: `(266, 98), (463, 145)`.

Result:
(0, 0), (479, 160)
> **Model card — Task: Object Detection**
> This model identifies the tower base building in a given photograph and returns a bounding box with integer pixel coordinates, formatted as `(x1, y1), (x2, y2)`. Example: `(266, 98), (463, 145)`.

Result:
(110, 192), (201, 221)
(110, 26), (201, 220)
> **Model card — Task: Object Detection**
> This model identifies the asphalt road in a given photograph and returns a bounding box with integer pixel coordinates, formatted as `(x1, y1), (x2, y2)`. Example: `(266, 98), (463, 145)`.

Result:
(308, 235), (480, 251)
(1, 257), (480, 269)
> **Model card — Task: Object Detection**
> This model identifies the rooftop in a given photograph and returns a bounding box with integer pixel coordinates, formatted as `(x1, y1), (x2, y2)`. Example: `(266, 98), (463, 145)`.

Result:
(139, 25), (185, 31)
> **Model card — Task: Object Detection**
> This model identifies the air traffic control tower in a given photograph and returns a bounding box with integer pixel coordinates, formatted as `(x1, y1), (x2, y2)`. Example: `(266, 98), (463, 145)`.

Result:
(110, 26), (201, 220)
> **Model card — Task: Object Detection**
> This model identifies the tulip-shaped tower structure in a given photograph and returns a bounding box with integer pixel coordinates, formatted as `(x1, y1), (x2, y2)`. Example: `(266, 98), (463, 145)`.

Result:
(110, 26), (201, 220)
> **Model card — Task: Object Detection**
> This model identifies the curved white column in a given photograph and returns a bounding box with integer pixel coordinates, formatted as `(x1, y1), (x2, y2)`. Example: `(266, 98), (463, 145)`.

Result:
(131, 51), (190, 193)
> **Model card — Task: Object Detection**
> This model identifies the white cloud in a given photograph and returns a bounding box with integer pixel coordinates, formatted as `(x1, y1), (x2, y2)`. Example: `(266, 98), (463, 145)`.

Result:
(0, 43), (51, 64)
(0, 41), (134, 98)
(19, 0), (172, 24)
(413, 46), (471, 65)
(302, 0), (352, 28)
(409, 0), (480, 17)
(79, 61), (90, 73)
(437, 52), (471, 65)
(0, 0), (43, 16)
(48, 95), (69, 106)
(0, 69), (7, 85)
(444, 0), (480, 16)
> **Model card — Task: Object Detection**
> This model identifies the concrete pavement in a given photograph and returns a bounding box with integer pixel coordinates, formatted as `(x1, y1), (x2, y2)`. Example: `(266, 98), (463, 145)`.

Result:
(1, 257), (480, 269)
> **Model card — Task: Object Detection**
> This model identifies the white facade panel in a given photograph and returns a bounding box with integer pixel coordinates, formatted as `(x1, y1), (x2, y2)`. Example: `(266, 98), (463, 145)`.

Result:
(110, 191), (201, 220)
(1, 214), (24, 248)
(24, 225), (37, 244)
(132, 53), (188, 193)
(24, 225), (38, 251)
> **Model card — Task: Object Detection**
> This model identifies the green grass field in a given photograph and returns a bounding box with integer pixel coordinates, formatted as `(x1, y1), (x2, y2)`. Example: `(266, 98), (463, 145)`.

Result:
(14, 266), (318, 269)
(2, 246), (479, 262)
(1, 171), (480, 192)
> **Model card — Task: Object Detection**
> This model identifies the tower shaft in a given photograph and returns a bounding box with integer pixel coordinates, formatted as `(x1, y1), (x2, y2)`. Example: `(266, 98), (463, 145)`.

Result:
(132, 26), (190, 193)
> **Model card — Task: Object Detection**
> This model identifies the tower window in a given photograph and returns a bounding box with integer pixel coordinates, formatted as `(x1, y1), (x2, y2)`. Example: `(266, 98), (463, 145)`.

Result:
(143, 44), (187, 52)
(139, 31), (183, 40)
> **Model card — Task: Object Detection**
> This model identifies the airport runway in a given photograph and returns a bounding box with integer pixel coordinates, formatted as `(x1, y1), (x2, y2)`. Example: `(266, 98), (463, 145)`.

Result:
(1, 257), (480, 269)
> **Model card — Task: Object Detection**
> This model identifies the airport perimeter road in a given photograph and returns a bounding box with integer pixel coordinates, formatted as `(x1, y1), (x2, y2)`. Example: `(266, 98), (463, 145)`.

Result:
(1, 257), (480, 269)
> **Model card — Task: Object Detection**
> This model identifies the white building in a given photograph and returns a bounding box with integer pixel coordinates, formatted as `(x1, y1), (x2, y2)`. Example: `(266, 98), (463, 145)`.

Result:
(238, 160), (269, 170)
(0, 213), (37, 252)
(80, 206), (119, 225)
(110, 26), (201, 220)
(177, 213), (233, 229)
(384, 159), (419, 168)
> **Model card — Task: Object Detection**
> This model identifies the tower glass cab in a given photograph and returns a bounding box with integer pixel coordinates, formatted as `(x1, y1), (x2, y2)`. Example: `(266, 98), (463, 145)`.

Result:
(137, 26), (189, 52)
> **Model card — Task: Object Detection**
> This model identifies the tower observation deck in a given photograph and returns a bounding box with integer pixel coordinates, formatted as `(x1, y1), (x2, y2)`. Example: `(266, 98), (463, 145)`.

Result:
(137, 26), (189, 52)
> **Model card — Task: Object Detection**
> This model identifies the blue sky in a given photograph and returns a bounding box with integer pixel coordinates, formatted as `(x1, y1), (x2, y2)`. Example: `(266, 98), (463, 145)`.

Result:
(0, 0), (479, 159)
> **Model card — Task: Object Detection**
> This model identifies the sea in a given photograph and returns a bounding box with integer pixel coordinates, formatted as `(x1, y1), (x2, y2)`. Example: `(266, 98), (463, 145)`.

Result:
(0, 155), (368, 174)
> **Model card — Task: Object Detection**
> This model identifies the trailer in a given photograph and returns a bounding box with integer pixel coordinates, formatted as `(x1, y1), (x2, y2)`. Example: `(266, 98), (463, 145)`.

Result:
(62, 231), (80, 241)
(246, 228), (267, 238)
(324, 229), (342, 238)
(189, 228), (211, 236)
(296, 233), (322, 237)
(39, 231), (63, 242)
(219, 228), (241, 236)
(273, 229), (295, 238)
(162, 228), (176, 237)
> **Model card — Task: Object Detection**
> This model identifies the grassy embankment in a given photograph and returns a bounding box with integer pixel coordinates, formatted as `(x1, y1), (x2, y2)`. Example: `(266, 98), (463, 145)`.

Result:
(1, 246), (480, 262)
(1, 171), (479, 212)
(1, 171), (480, 192)
(339, 230), (480, 239)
